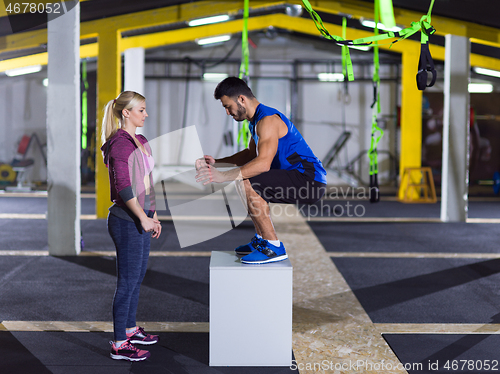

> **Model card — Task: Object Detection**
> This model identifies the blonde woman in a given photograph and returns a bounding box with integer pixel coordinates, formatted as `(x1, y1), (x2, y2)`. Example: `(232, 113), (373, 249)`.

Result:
(101, 91), (161, 361)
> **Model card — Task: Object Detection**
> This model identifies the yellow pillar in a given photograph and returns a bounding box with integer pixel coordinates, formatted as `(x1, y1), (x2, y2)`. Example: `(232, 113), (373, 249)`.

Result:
(96, 30), (121, 218)
(398, 47), (423, 199)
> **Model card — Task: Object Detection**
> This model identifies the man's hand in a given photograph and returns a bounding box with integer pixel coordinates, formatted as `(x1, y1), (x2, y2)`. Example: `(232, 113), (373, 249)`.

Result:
(195, 164), (226, 185)
(195, 155), (215, 171)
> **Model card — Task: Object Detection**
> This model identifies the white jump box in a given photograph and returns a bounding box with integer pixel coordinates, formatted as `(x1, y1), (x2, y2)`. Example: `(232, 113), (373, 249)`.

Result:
(209, 251), (293, 367)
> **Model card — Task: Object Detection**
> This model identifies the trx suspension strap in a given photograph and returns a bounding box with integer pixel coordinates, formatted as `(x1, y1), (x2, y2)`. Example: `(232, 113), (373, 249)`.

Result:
(81, 60), (88, 150)
(416, 0), (437, 90)
(301, 0), (354, 81)
(379, 0), (396, 30)
(368, 0), (384, 203)
(237, 0), (251, 148)
(340, 17), (350, 163)
(301, 0), (437, 90)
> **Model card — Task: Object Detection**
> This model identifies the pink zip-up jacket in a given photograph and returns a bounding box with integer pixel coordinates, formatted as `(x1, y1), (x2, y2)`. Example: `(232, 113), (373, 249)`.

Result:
(101, 129), (156, 216)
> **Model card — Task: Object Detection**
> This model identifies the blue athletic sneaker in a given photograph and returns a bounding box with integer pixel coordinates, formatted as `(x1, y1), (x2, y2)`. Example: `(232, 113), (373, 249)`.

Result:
(235, 234), (262, 255)
(240, 240), (288, 264)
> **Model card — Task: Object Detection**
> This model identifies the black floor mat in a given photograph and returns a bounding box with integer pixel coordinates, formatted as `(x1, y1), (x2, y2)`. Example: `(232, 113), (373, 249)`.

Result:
(330, 257), (500, 323)
(0, 256), (210, 322)
(384, 333), (500, 374)
(309, 221), (500, 253)
(1, 331), (297, 374)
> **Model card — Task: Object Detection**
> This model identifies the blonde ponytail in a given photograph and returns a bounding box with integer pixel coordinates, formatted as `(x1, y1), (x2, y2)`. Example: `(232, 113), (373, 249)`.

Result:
(101, 91), (146, 145)
(101, 100), (118, 145)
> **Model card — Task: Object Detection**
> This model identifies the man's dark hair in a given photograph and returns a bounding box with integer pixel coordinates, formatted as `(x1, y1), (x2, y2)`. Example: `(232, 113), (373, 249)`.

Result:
(214, 77), (255, 100)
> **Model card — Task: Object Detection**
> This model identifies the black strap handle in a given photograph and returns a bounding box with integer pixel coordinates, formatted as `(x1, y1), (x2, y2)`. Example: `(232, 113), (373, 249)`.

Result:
(416, 42), (437, 90)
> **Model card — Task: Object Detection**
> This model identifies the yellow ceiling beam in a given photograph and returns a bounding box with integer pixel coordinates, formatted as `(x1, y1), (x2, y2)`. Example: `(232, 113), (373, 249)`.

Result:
(121, 13), (279, 50)
(0, 14), (499, 73)
(81, 1), (276, 35)
(0, 43), (96, 71)
(0, 1), (282, 54)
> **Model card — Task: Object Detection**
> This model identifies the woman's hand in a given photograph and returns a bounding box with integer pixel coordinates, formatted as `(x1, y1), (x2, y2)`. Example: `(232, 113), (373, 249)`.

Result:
(140, 216), (161, 237)
(151, 212), (162, 239)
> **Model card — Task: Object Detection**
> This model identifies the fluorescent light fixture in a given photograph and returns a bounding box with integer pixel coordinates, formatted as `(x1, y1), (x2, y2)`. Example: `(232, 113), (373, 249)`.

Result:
(42, 78), (48, 87)
(285, 4), (303, 17)
(318, 73), (344, 82)
(188, 14), (230, 27)
(5, 65), (42, 77)
(468, 83), (493, 93)
(360, 19), (402, 32)
(203, 73), (228, 81)
(196, 35), (231, 46)
(349, 45), (371, 52)
(473, 67), (500, 79)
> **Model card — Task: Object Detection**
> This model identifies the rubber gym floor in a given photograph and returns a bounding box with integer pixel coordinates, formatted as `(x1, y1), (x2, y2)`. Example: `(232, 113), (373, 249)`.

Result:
(1, 188), (500, 374)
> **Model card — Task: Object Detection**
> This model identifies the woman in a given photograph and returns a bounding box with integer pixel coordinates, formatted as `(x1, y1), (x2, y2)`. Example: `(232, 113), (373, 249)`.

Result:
(101, 91), (161, 362)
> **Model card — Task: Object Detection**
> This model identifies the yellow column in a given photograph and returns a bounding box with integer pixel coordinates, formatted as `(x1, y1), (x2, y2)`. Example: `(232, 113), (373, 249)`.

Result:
(398, 46), (423, 199)
(96, 30), (121, 218)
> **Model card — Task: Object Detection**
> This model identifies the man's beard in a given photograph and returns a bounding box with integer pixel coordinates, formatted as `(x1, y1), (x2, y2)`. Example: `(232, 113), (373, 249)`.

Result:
(233, 102), (247, 121)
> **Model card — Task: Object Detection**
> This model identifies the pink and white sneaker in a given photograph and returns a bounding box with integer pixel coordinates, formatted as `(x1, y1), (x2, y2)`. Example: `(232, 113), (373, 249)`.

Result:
(126, 326), (159, 345)
(109, 340), (150, 361)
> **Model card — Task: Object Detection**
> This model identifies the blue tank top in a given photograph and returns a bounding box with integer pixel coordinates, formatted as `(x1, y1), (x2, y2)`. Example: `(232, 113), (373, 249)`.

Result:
(249, 104), (327, 184)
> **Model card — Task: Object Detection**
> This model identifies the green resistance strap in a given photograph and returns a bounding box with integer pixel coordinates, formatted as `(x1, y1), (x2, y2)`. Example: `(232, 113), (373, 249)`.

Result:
(237, 0), (251, 148)
(341, 17), (352, 82)
(341, 16), (353, 82)
(81, 60), (88, 150)
(379, 0), (396, 30)
(367, 0), (384, 202)
(301, 0), (436, 87)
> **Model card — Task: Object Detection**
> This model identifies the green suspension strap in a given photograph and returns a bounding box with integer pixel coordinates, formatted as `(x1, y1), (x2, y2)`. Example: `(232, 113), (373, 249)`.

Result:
(340, 17), (350, 162)
(301, 0), (354, 81)
(237, 0), (251, 148)
(301, 0), (437, 89)
(341, 16), (354, 82)
(379, 0), (396, 30)
(368, 0), (384, 203)
(341, 16), (350, 84)
(81, 60), (88, 150)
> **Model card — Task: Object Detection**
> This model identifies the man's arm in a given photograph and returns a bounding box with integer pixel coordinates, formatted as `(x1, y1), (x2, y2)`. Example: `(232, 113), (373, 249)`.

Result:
(196, 116), (282, 184)
(237, 118), (279, 178)
(215, 140), (256, 166)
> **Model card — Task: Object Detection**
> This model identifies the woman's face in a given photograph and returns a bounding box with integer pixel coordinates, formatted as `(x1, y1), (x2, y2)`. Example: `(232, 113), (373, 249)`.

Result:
(124, 101), (148, 128)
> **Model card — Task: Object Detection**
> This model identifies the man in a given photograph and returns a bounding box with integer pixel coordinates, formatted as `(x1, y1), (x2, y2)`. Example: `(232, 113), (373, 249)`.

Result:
(196, 77), (326, 264)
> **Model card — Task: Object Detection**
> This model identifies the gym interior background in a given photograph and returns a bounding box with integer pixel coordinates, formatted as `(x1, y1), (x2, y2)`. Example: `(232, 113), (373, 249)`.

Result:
(1, 1), (500, 373)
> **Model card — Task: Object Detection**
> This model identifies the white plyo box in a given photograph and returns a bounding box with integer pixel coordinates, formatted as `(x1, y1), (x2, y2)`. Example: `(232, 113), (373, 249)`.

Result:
(209, 251), (293, 367)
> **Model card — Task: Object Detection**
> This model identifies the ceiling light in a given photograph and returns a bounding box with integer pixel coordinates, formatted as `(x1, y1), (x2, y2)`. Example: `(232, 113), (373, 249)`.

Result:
(473, 67), (500, 79)
(318, 73), (344, 82)
(188, 15), (230, 27)
(349, 45), (371, 52)
(43, 78), (48, 87)
(196, 35), (231, 46)
(203, 73), (228, 81)
(360, 19), (402, 32)
(5, 65), (42, 77)
(285, 5), (303, 17)
(468, 83), (493, 93)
